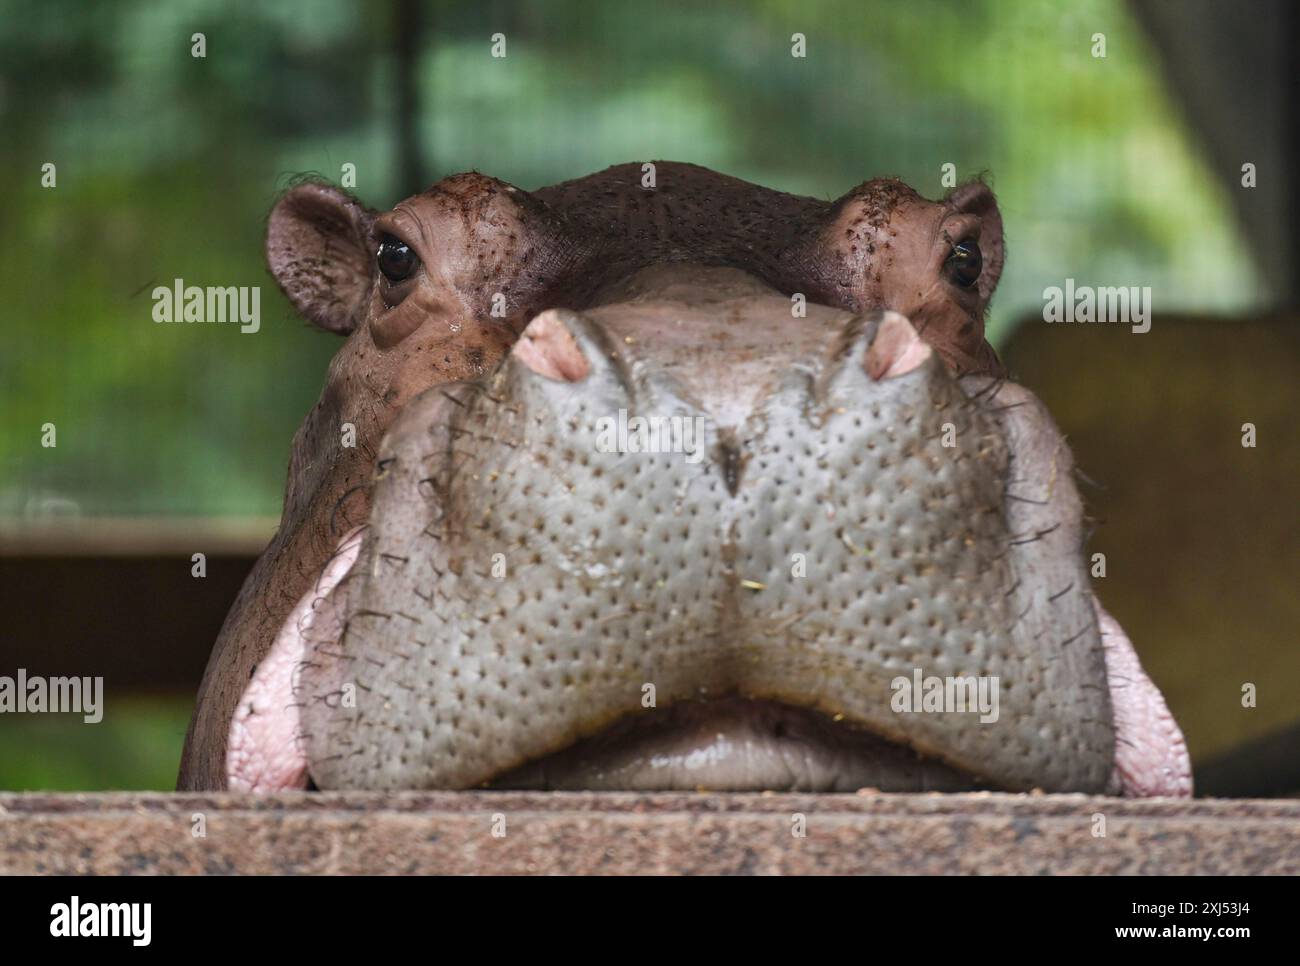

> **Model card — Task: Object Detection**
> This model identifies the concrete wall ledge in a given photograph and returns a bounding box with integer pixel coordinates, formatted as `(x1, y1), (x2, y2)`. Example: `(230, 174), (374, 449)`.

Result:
(2, 791), (1297, 874)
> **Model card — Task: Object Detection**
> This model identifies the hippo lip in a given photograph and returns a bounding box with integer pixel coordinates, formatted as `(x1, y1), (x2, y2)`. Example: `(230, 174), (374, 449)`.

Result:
(229, 566), (1185, 795)
(227, 521), (996, 794)
(227, 300), (1193, 797)
(485, 697), (991, 792)
(230, 603), (1189, 795)
(227, 517), (999, 794)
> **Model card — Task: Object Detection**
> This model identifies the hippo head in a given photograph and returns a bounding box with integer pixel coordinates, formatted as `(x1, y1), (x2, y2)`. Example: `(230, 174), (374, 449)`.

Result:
(180, 162), (1191, 796)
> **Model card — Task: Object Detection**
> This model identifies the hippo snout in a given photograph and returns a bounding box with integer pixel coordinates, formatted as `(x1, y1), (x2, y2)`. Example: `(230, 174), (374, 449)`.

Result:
(226, 268), (1185, 795)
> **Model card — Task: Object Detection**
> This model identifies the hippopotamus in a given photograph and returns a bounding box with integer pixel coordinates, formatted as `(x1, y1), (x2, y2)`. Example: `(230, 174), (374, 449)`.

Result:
(179, 161), (1192, 796)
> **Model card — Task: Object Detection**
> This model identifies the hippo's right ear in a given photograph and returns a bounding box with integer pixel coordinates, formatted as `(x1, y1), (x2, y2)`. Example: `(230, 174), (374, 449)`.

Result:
(266, 181), (375, 335)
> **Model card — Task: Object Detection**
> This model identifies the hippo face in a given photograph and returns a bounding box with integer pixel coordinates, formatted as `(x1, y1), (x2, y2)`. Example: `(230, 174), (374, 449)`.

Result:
(182, 162), (1191, 797)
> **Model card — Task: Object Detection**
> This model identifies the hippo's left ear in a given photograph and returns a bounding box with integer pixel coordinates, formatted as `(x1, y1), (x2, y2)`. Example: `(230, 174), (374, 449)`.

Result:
(945, 181), (1005, 303)
(266, 181), (376, 335)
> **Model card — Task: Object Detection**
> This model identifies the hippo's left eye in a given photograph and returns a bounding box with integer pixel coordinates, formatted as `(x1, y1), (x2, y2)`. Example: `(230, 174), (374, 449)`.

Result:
(377, 234), (420, 283)
(944, 239), (982, 289)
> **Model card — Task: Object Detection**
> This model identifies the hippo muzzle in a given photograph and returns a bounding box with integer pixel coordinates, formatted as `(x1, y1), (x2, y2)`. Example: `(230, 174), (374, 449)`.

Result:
(184, 163), (1191, 796)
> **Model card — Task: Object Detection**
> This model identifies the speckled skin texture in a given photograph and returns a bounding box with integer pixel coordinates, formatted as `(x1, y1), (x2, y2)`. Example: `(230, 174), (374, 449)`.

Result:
(301, 288), (1111, 792)
(181, 162), (1039, 791)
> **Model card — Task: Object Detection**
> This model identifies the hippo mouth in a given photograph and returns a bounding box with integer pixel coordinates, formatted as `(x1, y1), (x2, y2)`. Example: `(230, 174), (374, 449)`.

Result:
(226, 268), (1191, 796)
(484, 698), (992, 792)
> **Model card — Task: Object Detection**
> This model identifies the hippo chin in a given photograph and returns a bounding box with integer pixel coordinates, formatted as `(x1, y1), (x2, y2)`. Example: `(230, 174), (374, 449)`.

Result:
(180, 162), (1191, 797)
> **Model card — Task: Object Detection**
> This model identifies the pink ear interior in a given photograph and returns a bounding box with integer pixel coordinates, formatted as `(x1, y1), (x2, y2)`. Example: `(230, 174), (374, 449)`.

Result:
(266, 181), (375, 335)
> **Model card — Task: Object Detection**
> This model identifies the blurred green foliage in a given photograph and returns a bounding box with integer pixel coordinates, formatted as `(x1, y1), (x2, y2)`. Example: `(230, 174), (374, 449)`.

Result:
(0, 697), (193, 790)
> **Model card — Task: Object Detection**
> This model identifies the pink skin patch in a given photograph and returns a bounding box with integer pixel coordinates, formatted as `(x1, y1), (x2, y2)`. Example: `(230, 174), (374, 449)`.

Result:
(865, 311), (933, 381)
(1095, 598), (1194, 797)
(512, 310), (591, 382)
(226, 527), (364, 792)
(229, 527), (1193, 797)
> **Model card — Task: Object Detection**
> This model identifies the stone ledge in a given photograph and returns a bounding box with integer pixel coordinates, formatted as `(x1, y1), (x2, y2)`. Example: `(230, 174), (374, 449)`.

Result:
(2, 792), (1296, 875)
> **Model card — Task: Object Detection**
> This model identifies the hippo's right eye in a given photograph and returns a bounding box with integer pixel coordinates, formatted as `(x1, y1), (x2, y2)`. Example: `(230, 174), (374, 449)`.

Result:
(944, 238), (982, 289)
(377, 234), (419, 283)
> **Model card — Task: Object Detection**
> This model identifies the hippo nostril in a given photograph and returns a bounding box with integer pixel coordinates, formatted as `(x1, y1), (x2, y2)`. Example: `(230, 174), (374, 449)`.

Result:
(512, 309), (591, 382)
(864, 311), (933, 380)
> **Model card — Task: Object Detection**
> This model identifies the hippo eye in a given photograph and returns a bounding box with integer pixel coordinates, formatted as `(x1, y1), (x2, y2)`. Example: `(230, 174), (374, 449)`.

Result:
(377, 233), (419, 283)
(944, 238), (982, 289)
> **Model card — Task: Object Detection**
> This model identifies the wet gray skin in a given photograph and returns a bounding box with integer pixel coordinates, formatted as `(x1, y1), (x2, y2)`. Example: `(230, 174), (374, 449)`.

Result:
(294, 266), (1113, 793)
